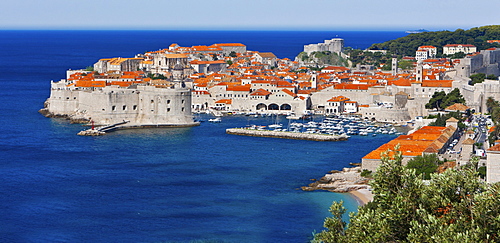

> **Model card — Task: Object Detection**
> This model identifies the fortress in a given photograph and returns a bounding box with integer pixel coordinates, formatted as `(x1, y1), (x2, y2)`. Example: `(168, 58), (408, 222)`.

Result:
(303, 38), (344, 54)
(40, 65), (198, 128)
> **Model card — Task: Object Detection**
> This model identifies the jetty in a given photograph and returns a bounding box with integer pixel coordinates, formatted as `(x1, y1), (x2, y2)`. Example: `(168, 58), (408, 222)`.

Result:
(226, 128), (349, 141)
(77, 120), (130, 136)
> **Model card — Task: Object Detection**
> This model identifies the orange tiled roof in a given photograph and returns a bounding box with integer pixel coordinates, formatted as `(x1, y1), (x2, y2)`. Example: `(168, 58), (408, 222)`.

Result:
(488, 143), (500, 152)
(362, 126), (455, 160)
(250, 89), (272, 96)
(421, 80), (453, 87)
(445, 103), (469, 111)
(215, 99), (232, 104)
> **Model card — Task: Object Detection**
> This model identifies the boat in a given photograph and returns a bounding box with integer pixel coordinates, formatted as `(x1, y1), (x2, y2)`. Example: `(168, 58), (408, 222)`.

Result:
(209, 117), (222, 123)
(268, 124), (283, 129)
(286, 113), (301, 120)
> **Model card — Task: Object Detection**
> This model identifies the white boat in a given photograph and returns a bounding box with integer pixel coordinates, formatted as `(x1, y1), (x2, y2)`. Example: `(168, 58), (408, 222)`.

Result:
(208, 117), (221, 123)
(268, 124), (283, 129)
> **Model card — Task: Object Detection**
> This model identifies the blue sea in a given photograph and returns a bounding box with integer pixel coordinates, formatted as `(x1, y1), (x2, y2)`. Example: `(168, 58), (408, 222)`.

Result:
(0, 30), (407, 242)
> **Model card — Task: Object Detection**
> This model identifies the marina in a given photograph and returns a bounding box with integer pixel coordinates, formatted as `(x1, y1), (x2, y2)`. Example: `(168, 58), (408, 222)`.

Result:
(224, 114), (405, 139)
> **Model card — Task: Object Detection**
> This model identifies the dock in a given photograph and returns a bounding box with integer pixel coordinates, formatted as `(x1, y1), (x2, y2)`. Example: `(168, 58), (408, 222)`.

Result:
(77, 120), (130, 136)
(226, 128), (349, 141)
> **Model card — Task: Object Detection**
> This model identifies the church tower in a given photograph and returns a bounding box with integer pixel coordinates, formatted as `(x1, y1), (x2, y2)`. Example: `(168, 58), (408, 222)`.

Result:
(391, 58), (398, 76)
(416, 62), (423, 82)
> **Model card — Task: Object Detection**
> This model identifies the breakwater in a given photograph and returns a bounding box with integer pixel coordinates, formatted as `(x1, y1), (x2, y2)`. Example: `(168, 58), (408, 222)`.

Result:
(226, 128), (349, 141)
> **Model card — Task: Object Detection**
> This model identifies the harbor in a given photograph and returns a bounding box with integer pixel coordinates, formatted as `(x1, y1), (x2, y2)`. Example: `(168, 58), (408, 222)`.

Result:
(223, 114), (406, 141)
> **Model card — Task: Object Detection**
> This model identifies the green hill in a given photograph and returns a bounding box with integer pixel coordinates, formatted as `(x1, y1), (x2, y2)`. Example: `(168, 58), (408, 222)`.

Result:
(369, 25), (500, 57)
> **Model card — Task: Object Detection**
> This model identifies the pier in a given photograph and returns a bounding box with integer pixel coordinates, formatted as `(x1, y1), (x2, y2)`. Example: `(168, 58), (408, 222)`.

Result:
(77, 120), (130, 136)
(226, 128), (349, 141)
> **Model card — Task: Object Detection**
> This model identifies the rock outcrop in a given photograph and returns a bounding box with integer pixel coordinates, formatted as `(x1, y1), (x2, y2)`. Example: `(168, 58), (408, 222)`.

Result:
(301, 167), (370, 192)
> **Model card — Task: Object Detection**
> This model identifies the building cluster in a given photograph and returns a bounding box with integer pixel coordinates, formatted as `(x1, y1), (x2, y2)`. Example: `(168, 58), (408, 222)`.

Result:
(46, 39), (500, 128)
(40, 37), (500, 181)
(362, 119), (459, 172)
(415, 44), (477, 61)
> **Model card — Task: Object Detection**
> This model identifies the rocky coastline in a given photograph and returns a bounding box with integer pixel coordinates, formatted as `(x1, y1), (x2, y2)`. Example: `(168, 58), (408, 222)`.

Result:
(38, 108), (90, 124)
(301, 167), (371, 193)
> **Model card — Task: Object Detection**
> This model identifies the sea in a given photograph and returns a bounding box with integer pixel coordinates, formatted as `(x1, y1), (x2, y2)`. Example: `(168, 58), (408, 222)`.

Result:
(0, 30), (407, 242)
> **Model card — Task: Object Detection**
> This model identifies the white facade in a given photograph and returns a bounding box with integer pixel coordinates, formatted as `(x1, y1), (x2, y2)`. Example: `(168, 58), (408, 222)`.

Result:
(443, 44), (477, 55)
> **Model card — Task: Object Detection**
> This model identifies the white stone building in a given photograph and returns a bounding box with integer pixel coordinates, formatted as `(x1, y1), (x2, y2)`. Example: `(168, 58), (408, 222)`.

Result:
(443, 44), (477, 55)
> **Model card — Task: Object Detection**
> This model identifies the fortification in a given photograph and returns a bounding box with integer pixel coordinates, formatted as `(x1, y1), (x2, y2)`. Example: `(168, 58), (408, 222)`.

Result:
(40, 76), (198, 128)
(303, 38), (344, 55)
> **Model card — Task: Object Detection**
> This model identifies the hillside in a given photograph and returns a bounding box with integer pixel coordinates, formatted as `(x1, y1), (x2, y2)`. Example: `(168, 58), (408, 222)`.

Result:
(369, 25), (500, 56)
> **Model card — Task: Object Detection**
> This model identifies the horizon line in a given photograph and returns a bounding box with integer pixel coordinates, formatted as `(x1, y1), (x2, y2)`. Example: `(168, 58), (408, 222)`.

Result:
(0, 26), (459, 32)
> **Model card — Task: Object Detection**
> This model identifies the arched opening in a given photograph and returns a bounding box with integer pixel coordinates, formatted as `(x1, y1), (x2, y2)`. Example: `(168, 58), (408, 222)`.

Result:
(256, 103), (267, 110)
(268, 103), (279, 110)
(280, 104), (291, 110)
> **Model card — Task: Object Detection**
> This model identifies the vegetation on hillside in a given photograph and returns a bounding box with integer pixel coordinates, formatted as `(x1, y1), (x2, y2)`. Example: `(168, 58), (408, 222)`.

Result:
(313, 147), (499, 243)
(369, 25), (500, 57)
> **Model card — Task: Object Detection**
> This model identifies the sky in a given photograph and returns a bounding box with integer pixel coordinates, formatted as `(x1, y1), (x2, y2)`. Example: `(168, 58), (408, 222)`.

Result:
(1, 0), (499, 31)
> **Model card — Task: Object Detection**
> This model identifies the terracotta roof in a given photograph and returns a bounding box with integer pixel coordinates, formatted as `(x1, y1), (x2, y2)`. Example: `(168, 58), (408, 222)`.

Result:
(362, 126), (455, 160)
(327, 96), (350, 102)
(421, 80), (453, 87)
(250, 89), (272, 96)
(256, 52), (277, 58)
(227, 84), (251, 92)
(445, 103), (469, 111)
(281, 89), (296, 97)
(215, 99), (232, 104)
(488, 143), (500, 152)
(462, 138), (475, 145)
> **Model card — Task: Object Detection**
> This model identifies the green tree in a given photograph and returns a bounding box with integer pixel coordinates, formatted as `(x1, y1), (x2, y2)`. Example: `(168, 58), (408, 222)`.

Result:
(470, 73), (486, 85)
(486, 97), (499, 114)
(425, 91), (446, 110)
(228, 51), (237, 57)
(425, 88), (465, 110)
(313, 146), (500, 243)
(85, 66), (94, 71)
(487, 74), (498, 80)
(405, 153), (443, 179)
(440, 88), (465, 109)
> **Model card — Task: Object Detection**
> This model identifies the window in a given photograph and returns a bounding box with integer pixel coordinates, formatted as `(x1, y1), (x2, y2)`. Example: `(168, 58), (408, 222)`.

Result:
(167, 108), (171, 112)
(167, 100), (171, 104)
(133, 105), (137, 110)
(123, 105), (127, 110)
(112, 106), (116, 111)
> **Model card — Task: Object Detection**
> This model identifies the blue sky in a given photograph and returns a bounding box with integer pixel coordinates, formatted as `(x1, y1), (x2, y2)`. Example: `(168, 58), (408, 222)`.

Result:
(1, 0), (499, 30)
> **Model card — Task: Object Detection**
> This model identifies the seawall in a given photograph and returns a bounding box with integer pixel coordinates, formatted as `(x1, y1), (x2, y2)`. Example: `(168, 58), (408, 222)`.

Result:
(226, 128), (349, 141)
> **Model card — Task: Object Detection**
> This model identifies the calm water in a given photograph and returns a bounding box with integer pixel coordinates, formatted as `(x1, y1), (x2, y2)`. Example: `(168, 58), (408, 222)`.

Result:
(0, 30), (405, 242)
